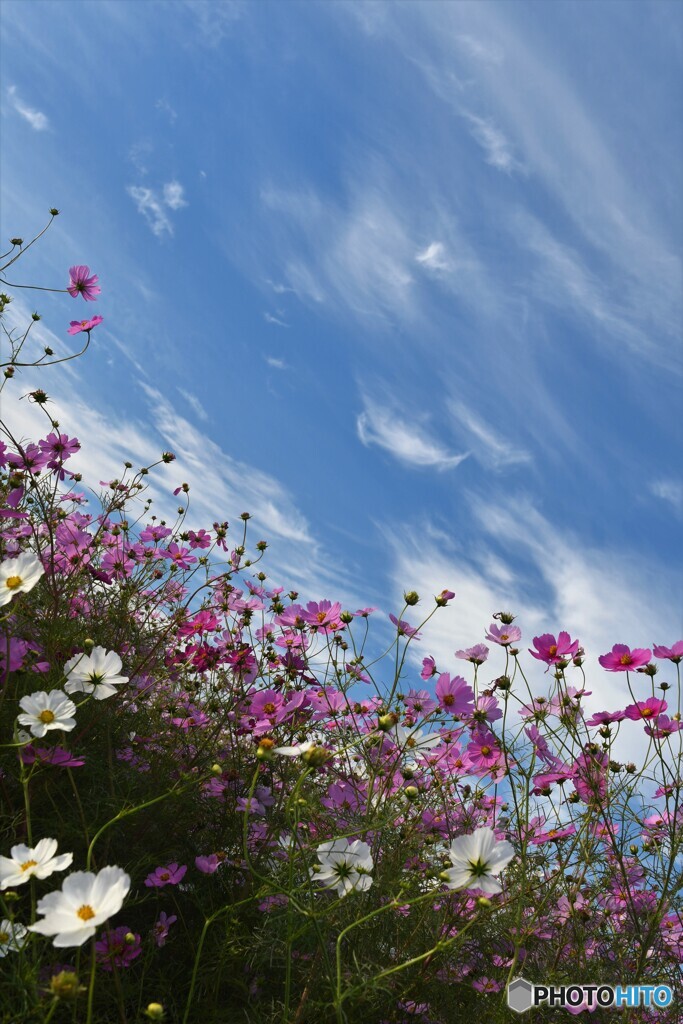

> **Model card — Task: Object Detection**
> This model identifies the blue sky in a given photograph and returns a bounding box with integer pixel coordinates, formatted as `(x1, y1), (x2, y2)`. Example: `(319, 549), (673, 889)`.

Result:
(1, 0), (681, 704)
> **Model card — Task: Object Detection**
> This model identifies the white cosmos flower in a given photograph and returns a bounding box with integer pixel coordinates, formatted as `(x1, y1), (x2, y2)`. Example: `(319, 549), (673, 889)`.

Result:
(311, 838), (374, 897)
(0, 919), (28, 956)
(442, 827), (514, 895)
(0, 551), (44, 606)
(274, 740), (316, 757)
(63, 647), (128, 700)
(0, 839), (73, 890)
(28, 866), (131, 947)
(390, 724), (442, 754)
(17, 691), (77, 738)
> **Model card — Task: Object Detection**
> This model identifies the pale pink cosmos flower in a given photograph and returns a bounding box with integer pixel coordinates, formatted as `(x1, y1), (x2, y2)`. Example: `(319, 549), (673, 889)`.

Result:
(653, 641), (683, 663)
(485, 623), (522, 647)
(67, 315), (103, 335)
(67, 265), (100, 301)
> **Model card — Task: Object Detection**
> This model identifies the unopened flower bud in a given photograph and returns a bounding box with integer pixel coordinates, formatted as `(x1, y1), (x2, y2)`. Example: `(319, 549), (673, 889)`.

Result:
(240, 512), (251, 520)
(31, 311), (41, 321)
(340, 610), (354, 624)
(10, 238), (23, 247)
(84, 638), (95, 649)
(145, 1005), (165, 1021)
(124, 932), (137, 945)
(49, 971), (85, 1001)
(476, 896), (492, 909)
(493, 611), (516, 624)
(256, 540), (267, 552)
(403, 591), (419, 606)
(301, 745), (330, 768)
(161, 451), (175, 463)
(3, 890), (19, 902)
(49, 208), (60, 216)
(494, 675), (512, 691)
(404, 786), (419, 800)
(210, 763), (222, 775)
(630, 844), (639, 855)
(637, 663), (657, 677)
(378, 712), (399, 731)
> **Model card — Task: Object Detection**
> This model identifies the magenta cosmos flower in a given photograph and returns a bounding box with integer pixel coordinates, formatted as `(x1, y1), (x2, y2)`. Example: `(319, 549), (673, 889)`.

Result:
(598, 644), (652, 672)
(624, 697), (667, 721)
(653, 641), (683, 663)
(67, 315), (103, 335)
(67, 265), (101, 301)
(529, 631), (579, 666)
(455, 643), (489, 665)
(144, 863), (187, 888)
(95, 926), (141, 970)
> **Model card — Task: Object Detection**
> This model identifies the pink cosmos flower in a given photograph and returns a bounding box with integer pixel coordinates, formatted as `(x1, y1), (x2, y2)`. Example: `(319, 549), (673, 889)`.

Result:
(144, 863), (187, 888)
(95, 927), (141, 970)
(21, 746), (85, 768)
(485, 623), (522, 647)
(195, 854), (222, 875)
(421, 656), (437, 680)
(403, 688), (438, 718)
(598, 644), (652, 671)
(301, 600), (343, 632)
(623, 697), (667, 721)
(389, 614), (421, 639)
(455, 643), (489, 665)
(472, 977), (502, 993)
(67, 265), (101, 301)
(529, 631), (579, 666)
(653, 641), (683, 664)
(643, 714), (683, 738)
(67, 315), (103, 335)
(152, 911), (177, 948)
(584, 709), (626, 727)
(435, 673), (475, 716)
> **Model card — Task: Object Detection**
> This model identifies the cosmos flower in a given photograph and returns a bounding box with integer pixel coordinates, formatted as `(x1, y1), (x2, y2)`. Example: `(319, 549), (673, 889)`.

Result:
(63, 647), (128, 701)
(17, 691), (77, 738)
(442, 827), (514, 895)
(0, 551), (45, 606)
(598, 644), (652, 672)
(67, 266), (100, 301)
(0, 839), (73, 890)
(29, 866), (131, 947)
(311, 838), (374, 897)
(67, 315), (103, 335)
(144, 863), (187, 888)
(0, 919), (28, 956)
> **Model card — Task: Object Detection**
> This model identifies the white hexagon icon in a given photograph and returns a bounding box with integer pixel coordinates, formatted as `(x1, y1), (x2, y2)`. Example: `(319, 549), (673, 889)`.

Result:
(507, 977), (533, 1013)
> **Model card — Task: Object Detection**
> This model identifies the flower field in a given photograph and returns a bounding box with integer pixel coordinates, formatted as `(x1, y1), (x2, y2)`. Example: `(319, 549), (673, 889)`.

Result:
(0, 216), (681, 1023)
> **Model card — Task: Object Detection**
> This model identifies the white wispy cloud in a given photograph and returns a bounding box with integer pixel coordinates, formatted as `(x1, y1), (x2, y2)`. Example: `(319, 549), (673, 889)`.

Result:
(449, 399), (532, 470)
(264, 312), (288, 327)
(260, 184), (417, 323)
(415, 241), (452, 273)
(650, 479), (683, 516)
(127, 181), (188, 236)
(184, 0), (246, 45)
(155, 98), (177, 123)
(265, 356), (287, 370)
(455, 34), (504, 67)
(357, 394), (469, 471)
(463, 112), (517, 172)
(7, 86), (49, 131)
(163, 181), (187, 210)
(127, 186), (173, 237)
(177, 387), (208, 423)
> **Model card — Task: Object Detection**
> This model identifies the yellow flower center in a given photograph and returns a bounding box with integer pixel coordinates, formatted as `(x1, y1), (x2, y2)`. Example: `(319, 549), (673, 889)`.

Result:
(0, 930), (9, 943)
(501, 633), (509, 642)
(76, 904), (96, 921)
(38, 710), (55, 724)
(316, 611), (327, 622)
(81, 320), (89, 328)
(443, 694), (455, 706)
(481, 746), (491, 756)
(20, 859), (38, 872)
(263, 702), (276, 715)
(620, 654), (633, 665)
(5, 575), (22, 590)
(548, 645), (558, 657)
(641, 708), (653, 717)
